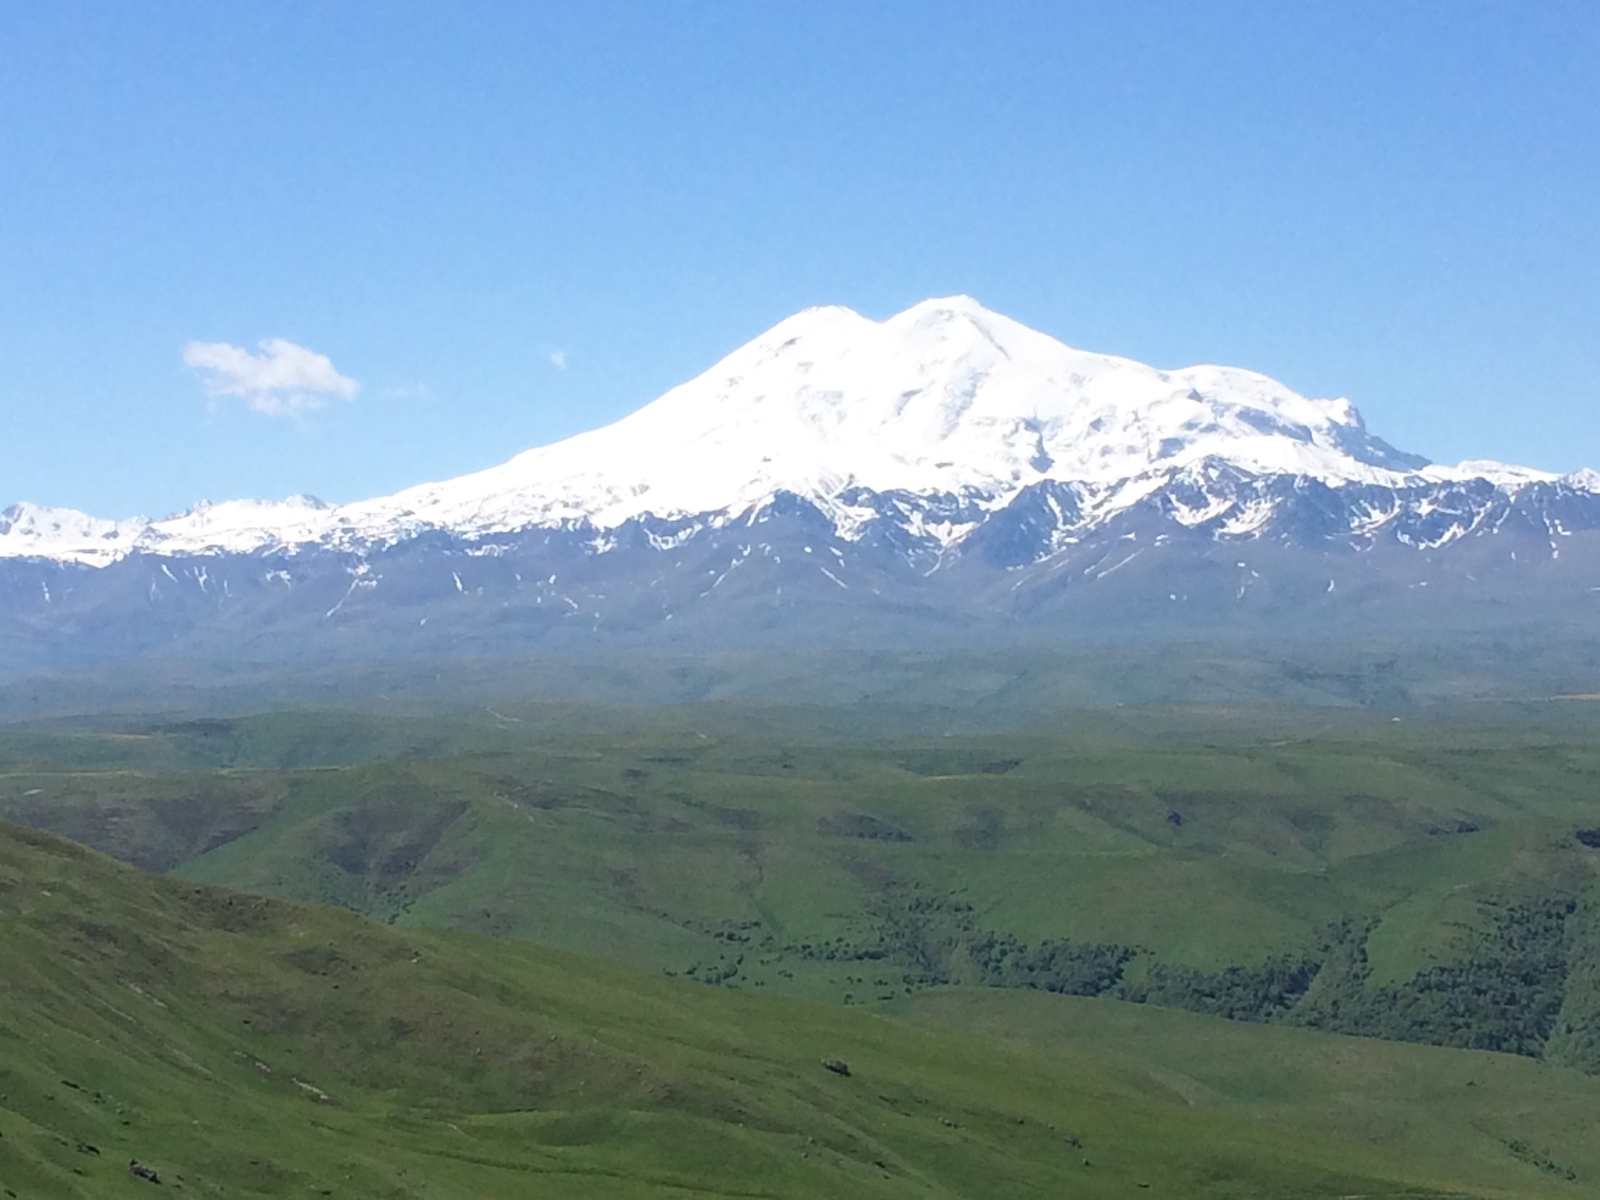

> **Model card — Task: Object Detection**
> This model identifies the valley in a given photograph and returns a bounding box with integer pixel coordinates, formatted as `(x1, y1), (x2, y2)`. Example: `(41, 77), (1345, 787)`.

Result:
(4, 806), (1600, 1199)
(2, 695), (1598, 1195)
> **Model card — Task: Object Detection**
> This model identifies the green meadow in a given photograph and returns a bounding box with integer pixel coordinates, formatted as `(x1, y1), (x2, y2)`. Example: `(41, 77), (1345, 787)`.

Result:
(3, 699), (1600, 1195)
(5, 704), (1597, 1007)
(5, 818), (1600, 1199)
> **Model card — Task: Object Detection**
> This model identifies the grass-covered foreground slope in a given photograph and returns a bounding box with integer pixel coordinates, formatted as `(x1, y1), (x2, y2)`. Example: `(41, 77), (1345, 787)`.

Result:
(895, 987), (1600, 1192)
(2, 820), (1599, 1200)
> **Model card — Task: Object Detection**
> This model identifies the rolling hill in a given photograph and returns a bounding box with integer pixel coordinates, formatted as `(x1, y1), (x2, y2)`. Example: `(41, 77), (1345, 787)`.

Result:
(4, 702), (1598, 1071)
(5, 817), (1600, 1198)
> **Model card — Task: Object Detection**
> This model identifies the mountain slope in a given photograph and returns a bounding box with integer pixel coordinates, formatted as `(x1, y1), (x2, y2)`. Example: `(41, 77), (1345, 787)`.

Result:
(0, 816), (1549, 1200)
(8, 816), (1600, 1198)
(4, 298), (1600, 672)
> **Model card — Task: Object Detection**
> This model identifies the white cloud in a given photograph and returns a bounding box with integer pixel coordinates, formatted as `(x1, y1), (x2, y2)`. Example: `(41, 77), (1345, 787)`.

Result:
(548, 349), (567, 369)
(183, 337), (359, 416)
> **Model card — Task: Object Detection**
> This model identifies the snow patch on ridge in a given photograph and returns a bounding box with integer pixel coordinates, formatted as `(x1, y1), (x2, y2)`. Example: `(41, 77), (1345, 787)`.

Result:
(0, 503), (151, 566)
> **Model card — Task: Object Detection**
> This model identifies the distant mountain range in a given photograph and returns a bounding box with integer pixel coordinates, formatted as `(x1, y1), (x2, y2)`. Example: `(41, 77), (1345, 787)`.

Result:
(6, 296), (1600, 673)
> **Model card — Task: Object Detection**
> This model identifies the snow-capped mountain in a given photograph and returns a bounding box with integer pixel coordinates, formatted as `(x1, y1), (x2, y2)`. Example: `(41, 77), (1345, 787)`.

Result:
(6, 295), (1588, 565)
(4, 296), (1600, 673)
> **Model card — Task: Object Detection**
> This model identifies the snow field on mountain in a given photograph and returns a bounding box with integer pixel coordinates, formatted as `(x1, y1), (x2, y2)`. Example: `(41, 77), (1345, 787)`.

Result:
(0, 297), (1575, 566)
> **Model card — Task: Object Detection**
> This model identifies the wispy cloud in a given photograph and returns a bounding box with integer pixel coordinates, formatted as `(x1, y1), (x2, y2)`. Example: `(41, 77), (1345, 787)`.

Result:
(548, 349), (567, 369)
(183, 337), (359, 416)
(375, 381), (431, 402)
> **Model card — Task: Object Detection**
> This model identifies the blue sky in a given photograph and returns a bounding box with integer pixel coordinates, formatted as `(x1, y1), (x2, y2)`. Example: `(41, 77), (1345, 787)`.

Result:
(2, 1), (1596, 517)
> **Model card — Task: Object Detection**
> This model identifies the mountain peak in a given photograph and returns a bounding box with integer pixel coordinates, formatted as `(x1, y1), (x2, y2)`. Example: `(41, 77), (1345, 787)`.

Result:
(893, 293), (996, 321)
(348, 298), (1455, 541)
(0, 298), (1566, 564)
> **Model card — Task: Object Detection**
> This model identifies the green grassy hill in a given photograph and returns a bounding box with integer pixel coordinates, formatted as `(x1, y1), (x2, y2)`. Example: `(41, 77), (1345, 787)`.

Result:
(4, 818), (1600, 1199)
(4, 704), (1600, 1065)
